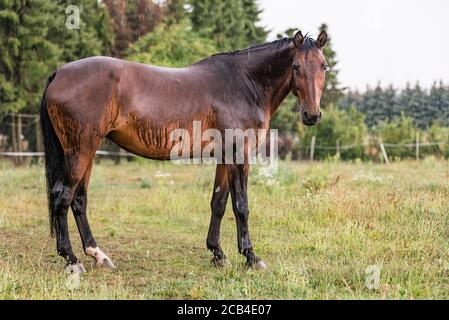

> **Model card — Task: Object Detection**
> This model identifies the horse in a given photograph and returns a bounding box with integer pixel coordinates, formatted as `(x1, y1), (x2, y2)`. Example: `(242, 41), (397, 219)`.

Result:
(40, 30), (328, 272)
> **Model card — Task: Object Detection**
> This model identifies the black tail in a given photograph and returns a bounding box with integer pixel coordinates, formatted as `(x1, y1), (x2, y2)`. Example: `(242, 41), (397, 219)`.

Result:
(40, 72), (62, 237)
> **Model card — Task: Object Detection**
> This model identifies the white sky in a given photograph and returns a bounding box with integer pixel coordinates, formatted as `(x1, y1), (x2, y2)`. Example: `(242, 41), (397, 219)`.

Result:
(259, 0), (449, 90)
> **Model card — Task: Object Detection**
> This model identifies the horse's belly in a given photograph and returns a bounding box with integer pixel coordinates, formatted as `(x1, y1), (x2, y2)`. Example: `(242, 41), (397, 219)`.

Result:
(107, 129), (174, 160)
(108, 110), (217, 160)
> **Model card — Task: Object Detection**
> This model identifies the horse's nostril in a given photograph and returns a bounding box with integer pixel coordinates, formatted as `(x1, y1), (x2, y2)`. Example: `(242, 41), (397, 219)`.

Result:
(302, 110), (309, 119)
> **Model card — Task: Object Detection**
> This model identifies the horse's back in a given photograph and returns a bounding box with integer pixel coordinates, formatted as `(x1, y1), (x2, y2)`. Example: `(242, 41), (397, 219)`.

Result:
(44, 56), (218, 160)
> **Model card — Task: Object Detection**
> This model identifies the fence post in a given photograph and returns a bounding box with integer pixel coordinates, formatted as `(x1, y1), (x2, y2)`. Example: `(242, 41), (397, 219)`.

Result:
(416, 131), (420, 161)
(35, 115), (42, 152)
(310, 136), (316, 161)
(11, 114), (16, 165)
(380, 143), (389, 164)
(336, 139), (340, 157)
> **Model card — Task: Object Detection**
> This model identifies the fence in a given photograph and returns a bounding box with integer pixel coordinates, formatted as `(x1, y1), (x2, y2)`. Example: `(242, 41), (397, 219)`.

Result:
(1, 113), (448, 165)
(0, 113), (134, 165)
(307, 134), (449, 163)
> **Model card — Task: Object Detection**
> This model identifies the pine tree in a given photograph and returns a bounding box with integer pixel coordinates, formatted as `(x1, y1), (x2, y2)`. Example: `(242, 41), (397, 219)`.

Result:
(401, 82), (427, 129)
(0, 0), (61, 114)
(190, 0), (267, 51)
(241, 0), (268, 45)
(48, 0), (114, 61)
(429, 81), (449, 126)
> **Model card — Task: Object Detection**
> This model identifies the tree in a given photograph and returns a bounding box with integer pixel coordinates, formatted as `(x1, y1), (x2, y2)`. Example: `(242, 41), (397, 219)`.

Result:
(103, 0), (163, 57)
(48, 0), (114, 62)
(297, 105), (367, 160)
(126, 22), (218, 68)
(0, 0), (61, 114)
(190, 0), (267, 51)
(241, 0), (268, 45)
(428, 81), (449, 127)
(318, 23), (343, 108)
(374, 113), (418, 159)
(165, 0), (187, 26)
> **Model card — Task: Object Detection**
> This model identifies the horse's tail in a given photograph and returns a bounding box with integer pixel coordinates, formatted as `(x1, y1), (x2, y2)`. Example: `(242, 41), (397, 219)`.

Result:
(40, 71), (61, 237)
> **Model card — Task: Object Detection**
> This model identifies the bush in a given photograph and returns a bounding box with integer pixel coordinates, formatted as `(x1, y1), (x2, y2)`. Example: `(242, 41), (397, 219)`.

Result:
(424, 123), (449, 158)
(373, 114), (418, 160)
(126, 22), (218, 67)
(298, 105), (367, 160)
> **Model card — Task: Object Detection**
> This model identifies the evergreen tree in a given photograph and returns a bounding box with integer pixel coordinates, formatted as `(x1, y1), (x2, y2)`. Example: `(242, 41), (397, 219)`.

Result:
(241, 0), (268, 44)
(429, 81), (449, 126)
(399, 82), (427, 129)
(0, 0), (61, 114)
(48, 0), (114, 61)
(190, 0), (267, 51)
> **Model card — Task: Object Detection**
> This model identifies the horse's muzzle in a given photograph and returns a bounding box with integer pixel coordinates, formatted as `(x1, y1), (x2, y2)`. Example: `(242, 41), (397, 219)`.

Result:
(301, 110), (322, 126)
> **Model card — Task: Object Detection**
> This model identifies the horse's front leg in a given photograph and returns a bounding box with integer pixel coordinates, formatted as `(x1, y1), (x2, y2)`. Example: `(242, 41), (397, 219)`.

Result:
(228, 163), (267, 269)
(207, 164), (230, 267)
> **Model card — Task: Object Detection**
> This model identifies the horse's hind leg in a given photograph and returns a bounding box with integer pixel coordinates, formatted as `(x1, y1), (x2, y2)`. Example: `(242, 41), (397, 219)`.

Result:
(51, 156), (90, 272)
(71, 160), (115, 269)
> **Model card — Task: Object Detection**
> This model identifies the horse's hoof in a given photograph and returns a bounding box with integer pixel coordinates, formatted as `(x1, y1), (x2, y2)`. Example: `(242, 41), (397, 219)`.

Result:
(97, 256), (116, 269)
(65, 262), (86, 274)
(255, 260), (268, 270)
(247, 259), (268, 270)
(86, 246), (116, 269)
(211, 256), (231, 268)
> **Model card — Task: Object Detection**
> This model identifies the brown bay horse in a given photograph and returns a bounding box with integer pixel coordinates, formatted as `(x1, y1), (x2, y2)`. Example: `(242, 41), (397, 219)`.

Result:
(40, 30), (328, 271)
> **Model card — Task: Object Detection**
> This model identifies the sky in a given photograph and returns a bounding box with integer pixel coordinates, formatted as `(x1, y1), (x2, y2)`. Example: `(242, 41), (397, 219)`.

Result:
(259, 0), (449, 91)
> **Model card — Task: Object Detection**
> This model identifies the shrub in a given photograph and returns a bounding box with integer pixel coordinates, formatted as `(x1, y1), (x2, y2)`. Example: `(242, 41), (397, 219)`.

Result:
(297, 105), (368, 160)
(373, 114), (418, 160)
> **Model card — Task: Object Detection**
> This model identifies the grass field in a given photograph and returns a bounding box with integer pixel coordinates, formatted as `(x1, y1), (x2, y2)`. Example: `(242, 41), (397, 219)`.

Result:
(1, 158), (449, 299)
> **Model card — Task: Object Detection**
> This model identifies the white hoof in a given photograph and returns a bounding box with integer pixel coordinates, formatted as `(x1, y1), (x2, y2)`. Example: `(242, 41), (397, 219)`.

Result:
(254, 260), (268, 270)
(86, 247), (116, 269)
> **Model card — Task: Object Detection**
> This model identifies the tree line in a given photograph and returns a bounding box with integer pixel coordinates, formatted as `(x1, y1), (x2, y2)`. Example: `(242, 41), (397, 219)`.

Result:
(0, 0), (269, 115)
(340, 82), (449, 129)
(1, 0), (447, 162)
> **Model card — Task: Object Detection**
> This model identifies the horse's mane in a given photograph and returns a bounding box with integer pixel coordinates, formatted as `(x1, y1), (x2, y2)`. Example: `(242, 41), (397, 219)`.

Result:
(195, 35), (318, 108)
(201, 35), (317, 62)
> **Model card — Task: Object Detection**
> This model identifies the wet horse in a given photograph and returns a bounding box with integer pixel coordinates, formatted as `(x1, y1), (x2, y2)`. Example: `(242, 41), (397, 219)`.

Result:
(40, 30), (328, 271)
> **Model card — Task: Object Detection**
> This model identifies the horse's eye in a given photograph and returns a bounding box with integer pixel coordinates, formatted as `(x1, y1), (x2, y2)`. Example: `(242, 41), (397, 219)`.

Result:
(323, 64), (330, 72)
(292, 64), (300, 72)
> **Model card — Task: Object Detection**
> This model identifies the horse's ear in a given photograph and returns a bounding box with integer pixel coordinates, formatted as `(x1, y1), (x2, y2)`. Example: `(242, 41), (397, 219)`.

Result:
(316, 31), (328, 48)
(293, 31), (304, 49)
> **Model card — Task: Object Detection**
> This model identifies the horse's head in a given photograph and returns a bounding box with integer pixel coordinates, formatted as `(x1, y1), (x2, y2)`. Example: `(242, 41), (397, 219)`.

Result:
(291, 30), (328, 126)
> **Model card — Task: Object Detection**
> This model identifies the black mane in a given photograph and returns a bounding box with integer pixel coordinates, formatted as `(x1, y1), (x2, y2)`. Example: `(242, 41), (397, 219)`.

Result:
(194, 36), (318, 109)
(207, 35), (318, 59)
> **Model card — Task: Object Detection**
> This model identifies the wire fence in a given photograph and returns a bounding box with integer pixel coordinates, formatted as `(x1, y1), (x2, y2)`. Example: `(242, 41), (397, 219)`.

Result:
(1, 113), (448, 164)
(305, 135), (448, 163)
(0, 113), (133, 165)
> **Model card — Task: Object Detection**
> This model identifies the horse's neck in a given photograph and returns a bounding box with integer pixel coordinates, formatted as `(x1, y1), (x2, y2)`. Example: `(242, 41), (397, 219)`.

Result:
(234, 43), (295, 119)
